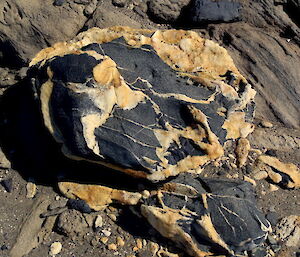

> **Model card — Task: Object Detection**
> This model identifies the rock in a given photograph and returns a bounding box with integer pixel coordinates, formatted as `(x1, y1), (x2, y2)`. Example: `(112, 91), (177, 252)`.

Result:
(67, 199), (92, 213)
(0, 245), (8, 251)
(29, 26), (255, 183)
(84, 0), (98, 16)
(9, 196), (51, 257)
(74, 0), (92, 4)
(0, 1), (88, 67)
(85, 6), (142, 29)
(26, 181), (37, 198)
(49, 242), (62, 256)
(250, 247), (268, 257)
(117, 236), (125, 247)
(53, 0), (65, 6)
(0, 147), (11, 169)
(235, 138), (250, 167)
(1, 178), (13, 192)
(112, 0), (127, 7)
(147, 0), (190, 23)
(189, 0), (242, 24)
(48, 198), (68, 210)
(100, 237), (109, 244)
(102, 229), (111, 237)
(275, 215), (300, 248)
(108, 243), (117, 250)
(261, 120), (273, 128)
(94, 215), (103, 229)
(142, 175), (271, 256)
(256, 155), (300, 189)
(56, 209), (89, 237)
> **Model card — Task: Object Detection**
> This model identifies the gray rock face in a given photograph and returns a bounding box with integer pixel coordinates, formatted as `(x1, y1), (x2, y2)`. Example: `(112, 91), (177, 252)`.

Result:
(190, 0), (242, 23)
(148, 0), (191, 23)
(0, 0), (88, 67)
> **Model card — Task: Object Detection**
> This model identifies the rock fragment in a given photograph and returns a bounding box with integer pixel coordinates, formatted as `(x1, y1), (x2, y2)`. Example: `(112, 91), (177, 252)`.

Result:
(26, 181), (37, 198)
(275, 215), (300, 248)
(235, 138), (250, 167)
(94, 215), (103, 229)
(189, 0), (242, 24)
(261, 120), (274, 128)
(112, 0), (127, 7)
(0, 148), (10, 169)
(49, 242), (62, 256)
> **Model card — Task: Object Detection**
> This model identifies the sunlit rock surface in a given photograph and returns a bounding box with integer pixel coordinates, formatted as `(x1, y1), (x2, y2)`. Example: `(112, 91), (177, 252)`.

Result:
(29, 26), (256, 182)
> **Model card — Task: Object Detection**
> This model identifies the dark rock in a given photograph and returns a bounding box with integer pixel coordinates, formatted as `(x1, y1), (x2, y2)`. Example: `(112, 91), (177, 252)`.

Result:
(189, 0), (242, 24)
(142, 174), (271, 256)
(29, 27), (256, 183)
(67, 199), (92, 213)
(74, 0), (92, 4)
(0, 245), (8, 251)
(147, 0), (190, 23)
(266, 211), (279, 226)
(56, 209), (89, 237)
(250, 247), (268, 257)
(112, 0), (127, 7)
(1, 178), (13, 192)
(84, 0), (98, 16)
(53, 0), (65, 6)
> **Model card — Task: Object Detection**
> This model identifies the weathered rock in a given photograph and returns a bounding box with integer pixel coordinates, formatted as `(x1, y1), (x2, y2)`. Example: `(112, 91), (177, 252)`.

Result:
(29, 27), (255, 182)
(0, 0), (88, 67)
(0, 147), (10, 169)
(275, 215), (300, 248)
(189, 0), (242, 24)
(255, 155), (300, 189)
(49, 242), (62, 256)
(147, 0), (190, 23)
(141, 174), (271, 256)
(112, 0), (128, 7)
(56, 209), (89, 237)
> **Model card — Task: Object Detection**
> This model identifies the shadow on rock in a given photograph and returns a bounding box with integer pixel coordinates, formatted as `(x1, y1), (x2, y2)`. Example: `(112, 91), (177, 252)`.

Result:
(0, 80), (152, 191)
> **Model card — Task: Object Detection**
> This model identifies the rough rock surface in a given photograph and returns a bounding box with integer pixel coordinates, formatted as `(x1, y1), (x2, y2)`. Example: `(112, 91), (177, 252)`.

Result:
(190, 0), (242, 23)
(147, 0), (190, 23)
(29, 26), (256, 182)
(0, 0), (88, 67)
(142, 174), (271, 256)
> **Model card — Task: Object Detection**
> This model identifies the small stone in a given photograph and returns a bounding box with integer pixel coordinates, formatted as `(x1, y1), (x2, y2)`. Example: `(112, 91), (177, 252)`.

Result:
(117, 236), (125, 247)
(0, 245), (8, 251)
(108, 243), (117, 251)
(243, 175), (257, 186)
(136, 238), (143, 249)
(53, 0), (65, 6)
(267, 235), (277, 245)
(253, 170), (268, 180)
(101, 237), (109, 244)
(94, 215), (103, 229)
(1, 178), (13, 193)
(67, 199), (91, 213)
(49, 242), (62, 256)
(84, 0), (97, 16)
(55, 196), (60, 201)
(0, 148), (11, 169)
(261, 120), (273, 128)
(49, 198), (68, 210)
(112, 0), (127, 7)
(90, 237), (99, 246)
(108, 213), (117, 222)
(74, 0), (92, 4)
(102, 229), (111, 237)
(26, 181), (37, 198)
(269, 184), (279, 192)
(142, 190), (150, 199)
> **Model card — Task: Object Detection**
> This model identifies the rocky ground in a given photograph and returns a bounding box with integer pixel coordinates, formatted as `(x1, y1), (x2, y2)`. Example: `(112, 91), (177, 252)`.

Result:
(0, 0), (299, 257)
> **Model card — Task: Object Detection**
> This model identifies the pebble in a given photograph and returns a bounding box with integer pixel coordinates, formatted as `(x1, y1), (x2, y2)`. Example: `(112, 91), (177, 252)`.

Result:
(136, 238), (143, 249)
(243, 175), (257, 186)
(49, 242), (62, 256)
(253, 170), (268, 180)
(84, 0), (97, 16)
(26, 181), (37, 198)
(1, 178), (13, 192)
(269, 184), (279, 192)
(0, 245), (8, 250)
(53, 0), (65, 6)
(112, 0), (127, 7)
(94, 215), (103, 229)
(67, 199), (91, 213)
(261, 120), (273, 128)
(108, 213), (117, 222)
(102, 229), (111, 237)
(142, 190), (150, 199)
(117, 236), (125, 247)
(108, 243), (117, 251)
(100, 237), (109, 244)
